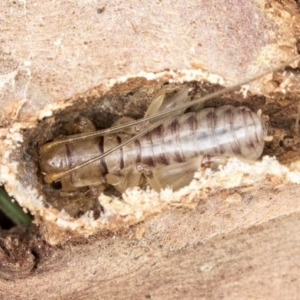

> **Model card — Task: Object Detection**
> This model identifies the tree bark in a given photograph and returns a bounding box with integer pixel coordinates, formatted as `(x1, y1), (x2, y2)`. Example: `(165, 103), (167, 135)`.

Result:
(1, 185), (300, 299)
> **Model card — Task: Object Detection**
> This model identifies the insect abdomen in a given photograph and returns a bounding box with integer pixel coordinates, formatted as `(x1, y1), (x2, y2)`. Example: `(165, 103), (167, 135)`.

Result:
(133, 105), (266, 167)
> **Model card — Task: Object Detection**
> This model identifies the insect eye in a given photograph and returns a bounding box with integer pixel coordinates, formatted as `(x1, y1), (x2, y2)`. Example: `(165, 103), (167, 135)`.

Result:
(51, 179), (62, 190)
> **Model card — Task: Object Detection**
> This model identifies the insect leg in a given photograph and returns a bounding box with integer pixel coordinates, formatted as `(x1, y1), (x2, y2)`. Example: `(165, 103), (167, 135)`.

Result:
(114, 84), (199, 137)
(128, 83), (199, 136)
(142, 154), (259, 192)
(106, 166), (141, 194)
(144, 83), (198, 118)
(83, 185), (106, 199)
(140, 157), (204, 192)
(64, 116), (96, 134)
(110, 116), (137, 135)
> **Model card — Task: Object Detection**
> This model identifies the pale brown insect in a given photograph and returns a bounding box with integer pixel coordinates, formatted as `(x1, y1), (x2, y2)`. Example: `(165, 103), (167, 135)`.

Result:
(39, 55), (300, 195)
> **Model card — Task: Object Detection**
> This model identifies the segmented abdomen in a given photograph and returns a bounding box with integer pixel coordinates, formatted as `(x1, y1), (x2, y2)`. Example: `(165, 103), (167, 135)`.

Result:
(121, 105), (265, 168)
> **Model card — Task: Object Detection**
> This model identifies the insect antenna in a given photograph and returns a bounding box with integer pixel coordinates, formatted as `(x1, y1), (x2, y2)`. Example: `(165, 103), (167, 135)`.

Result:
(43, 54), (300, 183)
(41, 55), (300, 150)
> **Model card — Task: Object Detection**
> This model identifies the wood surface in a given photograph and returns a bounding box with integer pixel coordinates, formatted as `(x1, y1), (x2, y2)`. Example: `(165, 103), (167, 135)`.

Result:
(1, 184), (300, 299)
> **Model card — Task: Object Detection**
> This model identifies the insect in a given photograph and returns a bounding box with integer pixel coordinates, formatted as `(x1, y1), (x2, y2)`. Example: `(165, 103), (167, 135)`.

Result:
(39, 55), (300, 196)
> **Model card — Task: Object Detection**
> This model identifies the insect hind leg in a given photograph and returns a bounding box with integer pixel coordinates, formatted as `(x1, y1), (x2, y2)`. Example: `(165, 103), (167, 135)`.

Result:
(144, 83), (199, 118)
(141, 154), (258, 192)
(110, 83), (198, 135)
(140, 157), (203, 192)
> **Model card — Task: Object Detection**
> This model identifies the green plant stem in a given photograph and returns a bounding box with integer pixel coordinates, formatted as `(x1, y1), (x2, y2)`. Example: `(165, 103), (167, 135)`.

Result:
(0, 187), (31, 225)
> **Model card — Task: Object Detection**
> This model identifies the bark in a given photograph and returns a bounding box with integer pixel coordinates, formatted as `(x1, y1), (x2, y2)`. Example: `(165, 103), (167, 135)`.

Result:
(1, 185), (300, 299)
(0, 0), (300, 298)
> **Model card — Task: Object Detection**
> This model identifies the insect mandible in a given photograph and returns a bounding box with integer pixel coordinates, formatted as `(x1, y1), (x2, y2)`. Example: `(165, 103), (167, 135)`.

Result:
(39, 55), (300, 195)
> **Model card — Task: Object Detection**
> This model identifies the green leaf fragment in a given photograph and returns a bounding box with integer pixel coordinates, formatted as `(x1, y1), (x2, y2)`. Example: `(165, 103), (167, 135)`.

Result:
(0, 187), (31, 226)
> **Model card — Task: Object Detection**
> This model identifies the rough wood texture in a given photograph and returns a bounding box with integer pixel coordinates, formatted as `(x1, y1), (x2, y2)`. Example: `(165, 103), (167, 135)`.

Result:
(1, 0), (300, 298)
(0, 0), (298, 124)
(1, 185), (300, 299)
